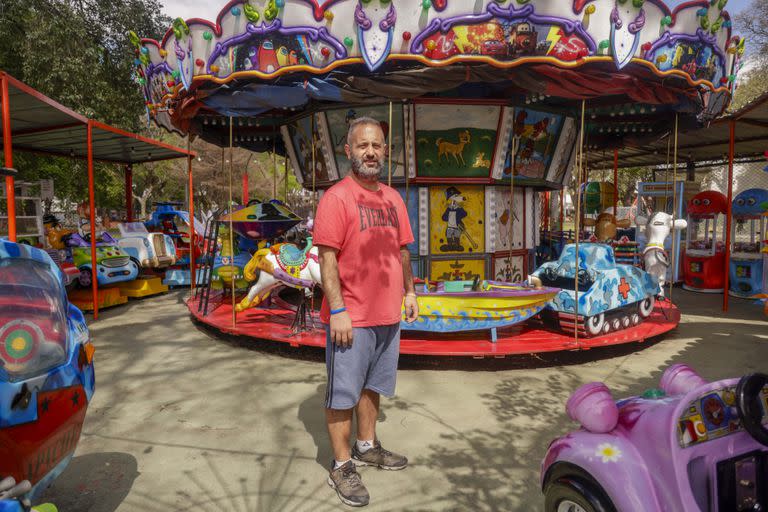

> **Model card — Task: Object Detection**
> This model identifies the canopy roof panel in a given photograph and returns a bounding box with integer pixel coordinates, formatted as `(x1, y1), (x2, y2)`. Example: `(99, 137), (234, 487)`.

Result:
(0, 72), (194, 164)
(586, 90), (768, 170)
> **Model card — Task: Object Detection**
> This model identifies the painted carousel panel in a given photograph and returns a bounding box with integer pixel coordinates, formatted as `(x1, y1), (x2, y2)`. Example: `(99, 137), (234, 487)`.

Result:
(415, 104), (500, 178)
(428, 185), (485, 255)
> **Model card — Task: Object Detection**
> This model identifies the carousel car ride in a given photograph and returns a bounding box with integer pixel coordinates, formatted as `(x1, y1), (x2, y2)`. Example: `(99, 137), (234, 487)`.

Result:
(0, 240), (95, 506)
(541, 365), (768, 512)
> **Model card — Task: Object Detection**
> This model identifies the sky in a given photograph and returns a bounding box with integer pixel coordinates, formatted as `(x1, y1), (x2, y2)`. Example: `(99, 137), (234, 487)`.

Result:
(161, 0), (752, 22)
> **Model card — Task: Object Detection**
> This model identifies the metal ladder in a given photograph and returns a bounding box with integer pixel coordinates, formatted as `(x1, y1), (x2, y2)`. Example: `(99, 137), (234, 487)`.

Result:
(195, 209), (225, 316)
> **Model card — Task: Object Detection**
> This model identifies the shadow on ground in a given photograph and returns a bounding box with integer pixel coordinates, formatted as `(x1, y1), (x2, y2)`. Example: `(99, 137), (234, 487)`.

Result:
(38, 452), (138, 512)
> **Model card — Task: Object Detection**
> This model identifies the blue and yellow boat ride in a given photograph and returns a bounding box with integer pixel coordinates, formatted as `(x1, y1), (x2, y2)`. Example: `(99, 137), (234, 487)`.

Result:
(401, 279), (559, 341)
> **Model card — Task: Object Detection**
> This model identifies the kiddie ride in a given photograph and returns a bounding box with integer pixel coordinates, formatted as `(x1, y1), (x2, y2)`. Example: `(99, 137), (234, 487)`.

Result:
(542, 364), (768, 512)
(113, 222), (176, 298)
(135, 0), (741, 356)
(0, 240), (95, 511)
(145, 202), (205, 287)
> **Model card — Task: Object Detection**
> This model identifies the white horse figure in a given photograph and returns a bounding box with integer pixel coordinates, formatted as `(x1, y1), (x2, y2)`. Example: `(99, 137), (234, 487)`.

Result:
(235, 237), (322, 313)
(637, 212), (687, 296)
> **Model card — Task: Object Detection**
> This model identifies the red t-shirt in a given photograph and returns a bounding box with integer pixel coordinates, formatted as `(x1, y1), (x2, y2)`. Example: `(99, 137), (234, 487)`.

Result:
(314, 176), (414, 327)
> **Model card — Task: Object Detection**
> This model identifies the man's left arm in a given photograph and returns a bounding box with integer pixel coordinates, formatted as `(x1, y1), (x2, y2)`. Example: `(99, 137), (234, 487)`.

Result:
(401, 248), (418, 322)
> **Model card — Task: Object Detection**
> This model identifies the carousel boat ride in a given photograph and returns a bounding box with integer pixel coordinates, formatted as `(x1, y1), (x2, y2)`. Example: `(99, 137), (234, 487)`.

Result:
(131, 0), (743, 356)
(402, 279), (558, 341)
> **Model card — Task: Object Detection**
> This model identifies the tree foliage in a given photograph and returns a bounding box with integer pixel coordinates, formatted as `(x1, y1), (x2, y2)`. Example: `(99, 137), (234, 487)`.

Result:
(732, 0), (768, 110)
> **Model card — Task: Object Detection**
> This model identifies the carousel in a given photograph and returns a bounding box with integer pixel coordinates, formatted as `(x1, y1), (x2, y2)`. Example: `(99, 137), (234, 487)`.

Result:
(131, 0), (742, 356)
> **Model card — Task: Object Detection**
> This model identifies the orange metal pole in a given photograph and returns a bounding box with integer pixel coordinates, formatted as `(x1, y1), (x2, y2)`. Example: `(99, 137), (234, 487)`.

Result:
(242, 171), (249, 204)
(125, 165), (133, 222)
(723, 120), (735, 312)
(87, 121), (99, 320)
(188, 155), (196, 290)
(613, 149), (619, 215)
(1, 75), (16, 242)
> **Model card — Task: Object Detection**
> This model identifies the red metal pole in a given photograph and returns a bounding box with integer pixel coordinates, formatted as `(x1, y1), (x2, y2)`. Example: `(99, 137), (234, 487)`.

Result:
(613, 149), (619, 215)
(188, 155), (196, 290)
(723, 120), (735, 312)
(1, 75), (16, 242)
(125, 165), (133, 222)
(242, 170), (249, 204)
(87, 121), (99, 320)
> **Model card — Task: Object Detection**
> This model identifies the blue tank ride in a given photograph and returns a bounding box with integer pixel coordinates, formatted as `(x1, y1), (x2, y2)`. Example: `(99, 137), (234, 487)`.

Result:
(530, 243), (661, 336)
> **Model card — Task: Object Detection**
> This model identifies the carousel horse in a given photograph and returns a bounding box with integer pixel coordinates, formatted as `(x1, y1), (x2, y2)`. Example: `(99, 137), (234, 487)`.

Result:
(235, 236), (322, 313)
(637, 211), (687, 296)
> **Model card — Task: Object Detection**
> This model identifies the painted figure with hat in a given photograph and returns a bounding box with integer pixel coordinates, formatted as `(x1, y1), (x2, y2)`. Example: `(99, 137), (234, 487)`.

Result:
(441, 186), (469, 252)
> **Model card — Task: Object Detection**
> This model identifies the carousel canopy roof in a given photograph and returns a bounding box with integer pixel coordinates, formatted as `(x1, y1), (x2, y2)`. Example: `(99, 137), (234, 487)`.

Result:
(0, 72), (194, 164)
(134, 0), (745, 150)
(586, 90), (768, 170)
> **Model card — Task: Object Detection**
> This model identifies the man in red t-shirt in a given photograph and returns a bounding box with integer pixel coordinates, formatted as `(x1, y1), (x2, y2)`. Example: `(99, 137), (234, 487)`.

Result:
(314, 117), (418, 507)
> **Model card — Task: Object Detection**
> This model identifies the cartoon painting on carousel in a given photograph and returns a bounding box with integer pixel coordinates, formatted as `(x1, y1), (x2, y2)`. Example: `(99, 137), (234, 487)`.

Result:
(420, 20), (590, 62)
(429, 185), (485, 254)
(502, 109), (564, 182)
(327, 105), (406, 179)
(415, 104), (500, 178)
(429, 257), (487, 282)
(230, 34), (315, 73)
(648, 39), (725, 84)
(492, 187), (525, 251)
(396, 186), (419, 255)
(285, 114), (330, 183)
(493, 253), (526, 282)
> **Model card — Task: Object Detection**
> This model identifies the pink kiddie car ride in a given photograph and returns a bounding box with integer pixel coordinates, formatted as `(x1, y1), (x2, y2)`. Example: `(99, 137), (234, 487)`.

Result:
(541, 364), (768, 511)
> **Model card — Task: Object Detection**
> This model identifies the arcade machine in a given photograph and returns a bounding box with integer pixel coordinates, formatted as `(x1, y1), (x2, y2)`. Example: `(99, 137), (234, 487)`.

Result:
(729, 188), (768, 297)
(635, 181), (699, 283)
(682, 191), (728, 293)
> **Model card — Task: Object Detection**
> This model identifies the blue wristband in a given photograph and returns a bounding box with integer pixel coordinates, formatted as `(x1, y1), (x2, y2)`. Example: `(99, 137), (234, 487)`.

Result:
(330, 307), (346, 315)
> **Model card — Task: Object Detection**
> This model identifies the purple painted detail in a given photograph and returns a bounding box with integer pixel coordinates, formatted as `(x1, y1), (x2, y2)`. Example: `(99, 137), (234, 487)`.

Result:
(660, 364), (708, 395)
(174, 39), (185, 61)
(642, 28), (725, 69)
(379, 4), (397, 32)
(611, 5), (622, 29)
(206, 20), (346, 72)
(628, 8), (645, 34)
(355, 2), (372, 31)
(566, 382), (619, 433)
(272, 268), (313, 288)
(410, 3), (596, 55)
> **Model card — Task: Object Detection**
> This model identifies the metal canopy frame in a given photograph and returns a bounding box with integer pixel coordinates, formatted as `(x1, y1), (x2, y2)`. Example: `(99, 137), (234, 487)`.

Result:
(1, 71), (197, 320)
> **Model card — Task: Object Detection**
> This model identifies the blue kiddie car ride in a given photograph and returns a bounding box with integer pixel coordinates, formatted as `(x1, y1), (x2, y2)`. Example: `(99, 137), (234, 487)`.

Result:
(0, 240), (95, 511)
(530, 243), (661, 337)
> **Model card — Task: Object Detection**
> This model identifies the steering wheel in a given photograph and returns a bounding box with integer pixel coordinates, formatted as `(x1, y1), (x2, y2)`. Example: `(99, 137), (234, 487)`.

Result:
(736, 373), (768, 447)
(543, 267), (558, 283)
(471, 275), (480, 291)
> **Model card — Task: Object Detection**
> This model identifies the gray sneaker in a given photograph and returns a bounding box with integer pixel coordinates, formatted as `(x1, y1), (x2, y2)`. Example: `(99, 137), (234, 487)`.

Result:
(327, 460), (370, 507)
(352, 440), (408, 470)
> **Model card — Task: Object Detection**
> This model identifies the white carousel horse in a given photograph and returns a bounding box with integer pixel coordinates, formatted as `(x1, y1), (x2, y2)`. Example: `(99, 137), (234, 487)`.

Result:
(637, 212), (687, 295)
(235, 237), (322, 313)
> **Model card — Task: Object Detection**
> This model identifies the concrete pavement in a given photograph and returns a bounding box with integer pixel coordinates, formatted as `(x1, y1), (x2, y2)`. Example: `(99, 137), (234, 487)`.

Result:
(41, 289), (768, 511)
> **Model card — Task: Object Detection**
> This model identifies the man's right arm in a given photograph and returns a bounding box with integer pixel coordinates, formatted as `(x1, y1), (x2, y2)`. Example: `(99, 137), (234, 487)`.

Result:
(319, 245), (353, 347)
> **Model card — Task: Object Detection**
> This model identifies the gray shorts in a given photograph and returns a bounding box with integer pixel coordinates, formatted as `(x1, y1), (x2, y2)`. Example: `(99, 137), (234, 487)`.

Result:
(325, 323), (401, 410)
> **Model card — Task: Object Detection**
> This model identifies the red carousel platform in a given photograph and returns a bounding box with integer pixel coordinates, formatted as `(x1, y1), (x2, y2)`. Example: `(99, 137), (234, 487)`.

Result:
(186, 297), (680, 357)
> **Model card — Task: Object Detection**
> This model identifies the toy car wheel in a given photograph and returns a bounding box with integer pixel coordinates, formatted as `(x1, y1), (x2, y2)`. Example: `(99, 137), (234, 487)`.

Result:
(630, 313), (640, 325)
(637, 296), (655, 318)
(585, 314), (604, 337)
(78, 269), (92, 288)
(544, 478), (615, 512)
(621, 316), (631, 329)
(611, 318), (621, 331)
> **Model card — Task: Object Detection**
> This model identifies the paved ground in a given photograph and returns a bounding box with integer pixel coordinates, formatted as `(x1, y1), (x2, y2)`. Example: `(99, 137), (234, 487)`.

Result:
(41, 289), (768, 511)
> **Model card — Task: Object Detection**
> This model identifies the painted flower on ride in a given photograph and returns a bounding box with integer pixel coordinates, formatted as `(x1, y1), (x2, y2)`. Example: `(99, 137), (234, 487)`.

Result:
(595, 442), (622, 463)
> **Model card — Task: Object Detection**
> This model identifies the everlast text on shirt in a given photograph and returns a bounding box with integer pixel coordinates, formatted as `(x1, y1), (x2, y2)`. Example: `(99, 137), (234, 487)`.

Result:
(357, 204), (400, 232)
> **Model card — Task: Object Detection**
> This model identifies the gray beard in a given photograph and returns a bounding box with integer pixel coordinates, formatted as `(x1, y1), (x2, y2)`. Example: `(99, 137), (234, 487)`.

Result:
(351, 155), (383, 180)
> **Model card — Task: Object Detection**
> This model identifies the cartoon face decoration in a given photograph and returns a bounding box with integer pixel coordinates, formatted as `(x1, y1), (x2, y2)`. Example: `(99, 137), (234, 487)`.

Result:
(732, 188), (768, 217)
(610, 1), (645, 70)
(687, 191), (728, 216)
